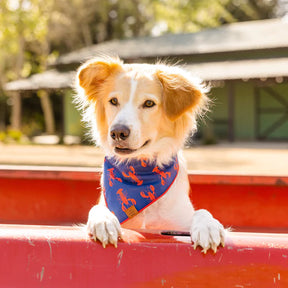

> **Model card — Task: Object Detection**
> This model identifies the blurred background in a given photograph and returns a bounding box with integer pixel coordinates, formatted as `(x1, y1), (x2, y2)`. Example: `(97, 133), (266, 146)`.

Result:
(0, 0), (288, 173)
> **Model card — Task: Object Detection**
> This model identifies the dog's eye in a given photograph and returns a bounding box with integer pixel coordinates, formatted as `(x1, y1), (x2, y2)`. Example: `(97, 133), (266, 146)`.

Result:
(143, 100), (156, 108)
(109, 98), (119, 106)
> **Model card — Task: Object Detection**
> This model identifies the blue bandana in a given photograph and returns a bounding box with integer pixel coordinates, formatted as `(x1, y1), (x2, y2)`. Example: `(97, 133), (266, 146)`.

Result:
(103, 156), (179, 224)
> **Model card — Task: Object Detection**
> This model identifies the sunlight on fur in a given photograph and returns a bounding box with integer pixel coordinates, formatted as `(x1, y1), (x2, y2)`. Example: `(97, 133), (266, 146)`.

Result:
(75, 55), (209, 166)
(74, 56), (225, 253)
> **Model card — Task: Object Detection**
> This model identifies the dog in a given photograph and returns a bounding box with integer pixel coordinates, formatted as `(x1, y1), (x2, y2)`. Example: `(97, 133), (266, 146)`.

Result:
(75, 56), (225, 253)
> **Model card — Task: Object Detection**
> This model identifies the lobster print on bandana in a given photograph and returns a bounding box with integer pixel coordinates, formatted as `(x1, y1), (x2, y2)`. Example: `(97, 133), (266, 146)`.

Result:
(103, 156), (179, 224)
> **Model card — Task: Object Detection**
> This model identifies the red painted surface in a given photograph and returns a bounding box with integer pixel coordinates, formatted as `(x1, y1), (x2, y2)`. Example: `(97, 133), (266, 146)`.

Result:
(0, 167), (100, 225)
(0, 166), (287, 232)
(1, 167), (288, 287)
(0, 225), (287, 288)
(188, 174), (288, 232)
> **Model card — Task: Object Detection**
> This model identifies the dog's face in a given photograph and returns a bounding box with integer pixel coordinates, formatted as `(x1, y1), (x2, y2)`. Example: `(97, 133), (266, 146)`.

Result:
(76, 57), (207, 163)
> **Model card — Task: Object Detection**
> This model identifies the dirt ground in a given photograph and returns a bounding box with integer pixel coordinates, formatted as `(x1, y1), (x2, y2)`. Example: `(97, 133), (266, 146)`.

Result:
(0, 142), (288, 175)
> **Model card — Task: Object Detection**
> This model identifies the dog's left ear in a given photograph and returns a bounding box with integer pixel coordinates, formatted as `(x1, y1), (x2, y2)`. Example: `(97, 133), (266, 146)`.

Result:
(156, 70), (204, 121)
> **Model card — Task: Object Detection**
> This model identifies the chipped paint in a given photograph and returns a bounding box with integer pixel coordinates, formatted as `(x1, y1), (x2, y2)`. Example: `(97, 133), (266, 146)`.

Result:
(40, 267), (45, 282)
(25, 235), (35, 247)
(117, 249), (124, 268)
(47, 240), (53, 261)
(28, 239), (35, 246)
(218, 253), (223, 263)
(140, 244), (158, 249)
(237, 248), (254, 252)
(1, 225), (288, 286)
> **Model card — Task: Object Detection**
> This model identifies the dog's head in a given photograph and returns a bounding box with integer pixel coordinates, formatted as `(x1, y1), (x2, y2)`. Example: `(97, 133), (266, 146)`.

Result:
(76, 56), (208, 164)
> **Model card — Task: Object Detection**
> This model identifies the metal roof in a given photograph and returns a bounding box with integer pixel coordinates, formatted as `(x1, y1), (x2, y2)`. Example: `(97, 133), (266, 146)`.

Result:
(56, 19), (288, 65)
(5, 58), (288, 91)
(186, 57), (288, 81)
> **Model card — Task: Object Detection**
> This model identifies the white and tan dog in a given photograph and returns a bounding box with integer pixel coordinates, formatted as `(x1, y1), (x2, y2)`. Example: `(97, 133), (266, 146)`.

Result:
(75, 56), (225, 253)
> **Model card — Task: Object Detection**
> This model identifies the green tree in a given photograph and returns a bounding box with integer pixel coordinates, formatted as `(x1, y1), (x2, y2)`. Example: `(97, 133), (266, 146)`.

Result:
(0, 0), (279, 133)
(151, 0), (277, 35)
(0, 0), (54, 131)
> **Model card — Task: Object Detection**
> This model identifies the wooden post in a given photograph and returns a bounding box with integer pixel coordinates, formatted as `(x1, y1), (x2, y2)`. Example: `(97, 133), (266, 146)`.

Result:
(0, 89), (6, 131)
(39, 90), (55, 134)
(10, 92), (22, 130)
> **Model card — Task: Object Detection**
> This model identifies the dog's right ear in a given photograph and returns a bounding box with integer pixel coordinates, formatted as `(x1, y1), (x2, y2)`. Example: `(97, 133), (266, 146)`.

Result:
(77, 57), (123, 101)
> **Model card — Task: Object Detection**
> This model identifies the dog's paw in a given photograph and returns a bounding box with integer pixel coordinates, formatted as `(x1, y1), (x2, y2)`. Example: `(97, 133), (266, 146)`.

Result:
(87, 205), (122, 248)
(190, 209), (225, 254)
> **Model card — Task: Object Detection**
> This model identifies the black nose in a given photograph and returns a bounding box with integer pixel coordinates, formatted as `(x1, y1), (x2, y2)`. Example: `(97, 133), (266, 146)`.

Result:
(110, 124), (130, 141)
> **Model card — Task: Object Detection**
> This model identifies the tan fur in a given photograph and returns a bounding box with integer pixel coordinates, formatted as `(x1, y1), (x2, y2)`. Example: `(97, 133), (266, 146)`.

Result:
(76, 57), (208, 161)
(76, 57), (123, 147)
(156, 70), (203, 121)
(77, 57), (123, 102)
(75, 56), (225, 252)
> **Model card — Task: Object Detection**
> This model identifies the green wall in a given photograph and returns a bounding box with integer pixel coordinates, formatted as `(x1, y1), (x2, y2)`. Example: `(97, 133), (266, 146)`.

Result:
(209, 81), (288, 141)
(209, 86), (229, 139)
(234, 82), (255, 140)
(256, 83), (288, 140)
(64, 90), (82, 136)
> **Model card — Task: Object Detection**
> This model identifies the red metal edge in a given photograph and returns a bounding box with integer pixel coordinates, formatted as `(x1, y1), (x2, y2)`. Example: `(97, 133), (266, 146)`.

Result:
(0, 165), (101, 181)
(0, 165), (288, 186)
(1, 165), (288, 185)
(0, 165), (288, 229)
(0, 225), (287, 288)
(188, 173), (288, 186)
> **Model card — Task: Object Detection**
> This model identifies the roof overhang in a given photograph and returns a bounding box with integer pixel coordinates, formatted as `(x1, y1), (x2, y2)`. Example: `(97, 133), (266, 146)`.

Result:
(186, 58), (288, 82)
(4, 58), (288, 92)
(4, 70), (75, 92)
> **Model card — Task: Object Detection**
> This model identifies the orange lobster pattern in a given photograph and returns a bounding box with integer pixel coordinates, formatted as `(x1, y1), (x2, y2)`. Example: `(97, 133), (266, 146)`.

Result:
(116, 188), (137, 212)
(107, 168), (122, 187)
(103, 156), (179, 224)
(152, 166), (171, 185)
(174, 162), (179, 171)
(140, 185), (156, 201)
(122, 166), (143, 186)
(140, 158), (147, 167)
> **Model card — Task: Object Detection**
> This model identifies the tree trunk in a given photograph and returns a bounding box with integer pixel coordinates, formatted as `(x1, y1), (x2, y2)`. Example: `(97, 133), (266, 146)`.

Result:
(10, 9), (25, 131)
(10, 92), (22, 130)
(0, 80), (6, 131)
(81, 22), (93, 46)
(39, 90), (55, 134)
(0, 99), (5, 131)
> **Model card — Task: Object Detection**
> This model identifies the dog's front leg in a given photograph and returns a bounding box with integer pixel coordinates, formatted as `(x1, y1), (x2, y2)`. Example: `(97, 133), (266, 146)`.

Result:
(87, 195), (121, 248)
(190, 209), (225, 254)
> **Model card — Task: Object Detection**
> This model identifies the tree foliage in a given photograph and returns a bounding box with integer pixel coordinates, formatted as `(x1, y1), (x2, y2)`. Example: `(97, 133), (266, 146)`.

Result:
(0, 0), (279, 84)
(151, 0), (278, 34)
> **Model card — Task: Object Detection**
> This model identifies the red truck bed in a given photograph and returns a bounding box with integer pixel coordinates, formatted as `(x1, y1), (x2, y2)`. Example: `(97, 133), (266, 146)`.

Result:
(0, 166), (287, 287)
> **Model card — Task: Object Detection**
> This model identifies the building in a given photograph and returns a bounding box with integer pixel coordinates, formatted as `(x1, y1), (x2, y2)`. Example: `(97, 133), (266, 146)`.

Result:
(5, 19), (288, 142)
